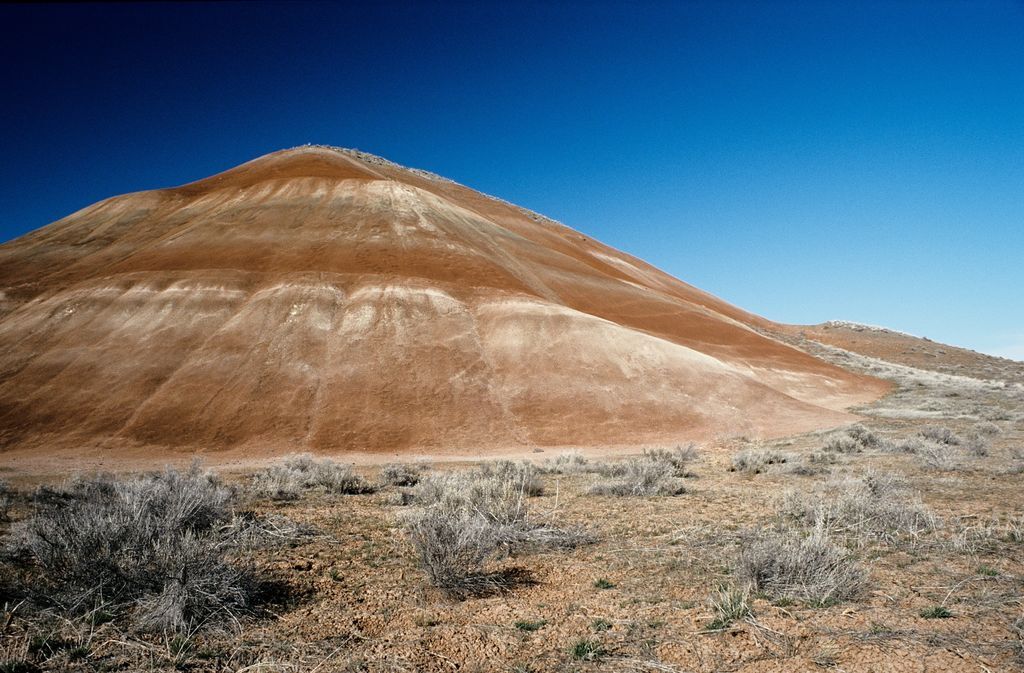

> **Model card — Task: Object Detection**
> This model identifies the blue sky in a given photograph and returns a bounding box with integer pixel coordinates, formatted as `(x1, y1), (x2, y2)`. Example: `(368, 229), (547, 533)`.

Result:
(2, 1), (1022, 359)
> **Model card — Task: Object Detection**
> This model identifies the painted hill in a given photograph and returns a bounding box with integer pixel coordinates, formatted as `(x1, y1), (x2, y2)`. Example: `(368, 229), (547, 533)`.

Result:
(0, 146), (887, 461)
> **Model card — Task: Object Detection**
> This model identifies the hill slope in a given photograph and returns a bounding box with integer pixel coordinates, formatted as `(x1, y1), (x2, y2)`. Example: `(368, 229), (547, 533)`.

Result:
(0, 147), (887, 459)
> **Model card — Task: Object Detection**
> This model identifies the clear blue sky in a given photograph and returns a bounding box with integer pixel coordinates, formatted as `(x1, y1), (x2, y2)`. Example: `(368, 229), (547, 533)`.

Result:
(2, 1), (1022, 359)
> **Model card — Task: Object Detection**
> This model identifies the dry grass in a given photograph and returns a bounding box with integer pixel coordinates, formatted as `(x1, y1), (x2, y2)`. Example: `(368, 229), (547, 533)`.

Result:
(706, 583), (752, 629)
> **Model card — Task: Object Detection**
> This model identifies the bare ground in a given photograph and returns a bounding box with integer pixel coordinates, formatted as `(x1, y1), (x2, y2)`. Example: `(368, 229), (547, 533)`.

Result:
(1, 340), (1023, 672)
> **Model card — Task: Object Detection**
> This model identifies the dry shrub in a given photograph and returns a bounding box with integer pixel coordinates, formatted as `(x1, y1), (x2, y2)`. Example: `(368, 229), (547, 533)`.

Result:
(821, 424), (882, 455)
(405, 461), (591, 597)
(883, 430), (984, 470)
(962, 433), (990, 457)
(730, 449), (790, 474)
(785, 451), (838, 476)
(780, 472), (938, 545)
(644, 444), (699, 475)
(0, 480), (10, 522)
(405, 509), (505, 597)
(846, 424), (881, 449)
(249, 453), (371, 500)
(588, 451), (688, 496)
(919, 425), (962, 446)
(10, 465), (257, 632)
(975, 421), (1002, 437)
(915, 441), (961, 470)
(736, 526), (868, 606)
(823, 435), (861, 454)
(539, 451), (591, 474)
(379, 463), (426, 487)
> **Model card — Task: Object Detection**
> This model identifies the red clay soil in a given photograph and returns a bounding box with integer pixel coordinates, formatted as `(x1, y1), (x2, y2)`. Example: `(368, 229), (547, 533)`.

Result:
(0, 147), (888, 466)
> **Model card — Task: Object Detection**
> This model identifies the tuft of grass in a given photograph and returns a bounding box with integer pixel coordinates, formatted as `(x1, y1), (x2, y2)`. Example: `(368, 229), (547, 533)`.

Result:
(976, 565), (998, 577)
(570, 638), (606, 661)
(591, 618), (612, 632)
(920, 606), (952, 619)
(514, 619), (546, 632)
(811, 641), (840, 668)
(249, 454), (372, 500)
(735, 526), (868, 607)
(593, 578), (615, 589)
(707, 583), (752, 630)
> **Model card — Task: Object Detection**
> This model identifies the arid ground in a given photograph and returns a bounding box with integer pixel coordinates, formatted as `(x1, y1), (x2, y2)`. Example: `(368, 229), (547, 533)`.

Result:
(1, 327), (1022, 672)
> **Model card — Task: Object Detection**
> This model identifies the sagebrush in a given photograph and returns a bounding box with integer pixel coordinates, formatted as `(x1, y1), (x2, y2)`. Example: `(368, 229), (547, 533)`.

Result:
(250, 453), (371, 500)
(736, 526), (868, 606)
(11, 465), (259, 632)
(780, 472), (939, 545)
(405, 461), (591, 597)
(588, 450), (689, 496)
